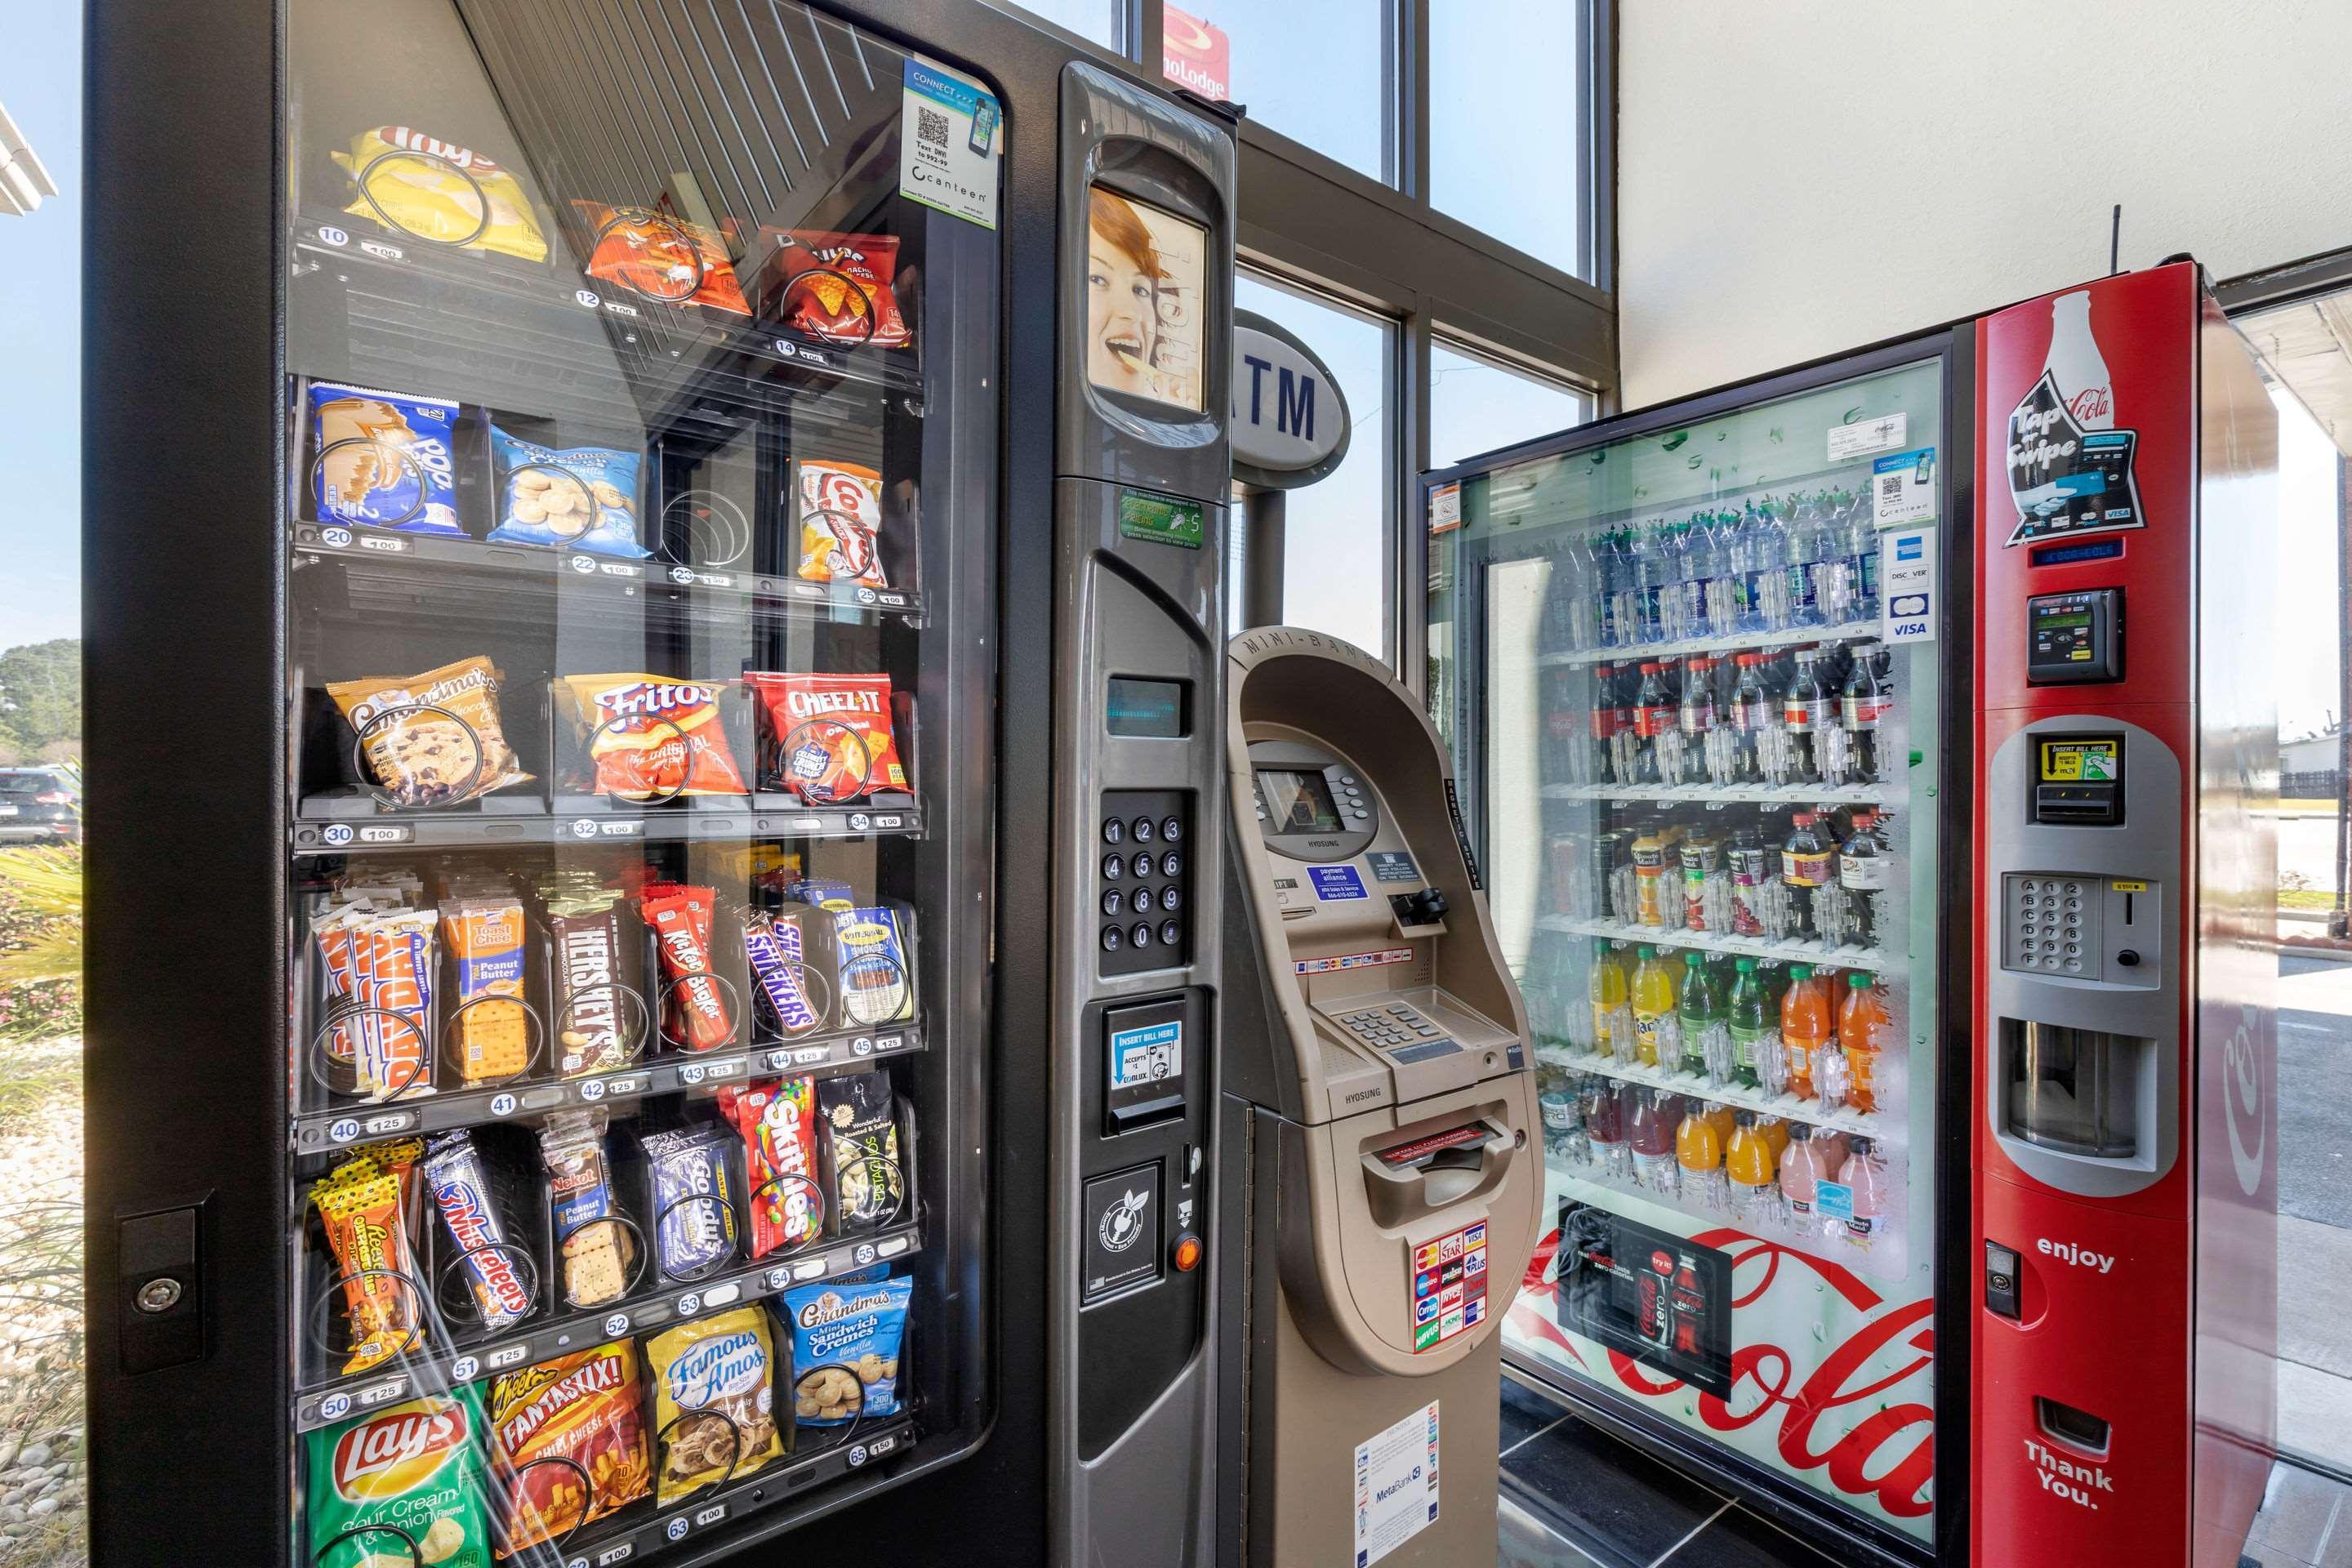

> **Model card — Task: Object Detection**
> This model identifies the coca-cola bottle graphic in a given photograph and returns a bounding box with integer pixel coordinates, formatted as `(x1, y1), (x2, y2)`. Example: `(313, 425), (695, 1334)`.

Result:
(2005, 287), (2144, 546)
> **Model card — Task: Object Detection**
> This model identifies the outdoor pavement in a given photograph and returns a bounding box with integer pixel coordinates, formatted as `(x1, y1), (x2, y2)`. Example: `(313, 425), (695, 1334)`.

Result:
(2279, 953), (2352, 1472)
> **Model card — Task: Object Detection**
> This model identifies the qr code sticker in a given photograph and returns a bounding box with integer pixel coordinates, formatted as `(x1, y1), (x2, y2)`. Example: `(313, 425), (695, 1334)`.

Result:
(917, 106), (950, 148)
(1879, 474), (1904, 505)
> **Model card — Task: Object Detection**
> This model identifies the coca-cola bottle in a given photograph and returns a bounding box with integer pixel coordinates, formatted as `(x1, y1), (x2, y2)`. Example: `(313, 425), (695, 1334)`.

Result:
(1590, 663), (1624, 785)
(1544, 665), (1584, 784)
(1841, 643), (1893, 782)
(1633, 662), (1677, 784)
(1729, 653), (1775, 784)
(2048, 289), (2114, 430)
(1838, 810), (1890, 951)
(1678, 654), (1718, 785)
(1780, 810), (1834, 940)
(1781, 648), (1833, 786)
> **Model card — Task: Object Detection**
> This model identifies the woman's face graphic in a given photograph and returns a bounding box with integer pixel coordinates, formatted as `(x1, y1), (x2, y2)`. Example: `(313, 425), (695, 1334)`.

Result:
(1089, 239), (1159, 394)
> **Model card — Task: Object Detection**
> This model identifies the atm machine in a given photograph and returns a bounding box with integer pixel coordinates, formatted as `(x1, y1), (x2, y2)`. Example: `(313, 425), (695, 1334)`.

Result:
(1216, 627), (1542, 1567)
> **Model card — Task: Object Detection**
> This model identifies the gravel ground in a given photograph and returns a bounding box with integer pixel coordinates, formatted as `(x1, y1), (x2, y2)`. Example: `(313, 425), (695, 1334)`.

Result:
(0, 1035), (84, 1568)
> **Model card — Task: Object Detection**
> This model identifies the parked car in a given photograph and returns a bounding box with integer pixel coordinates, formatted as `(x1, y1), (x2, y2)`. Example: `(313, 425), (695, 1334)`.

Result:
(0, 766), (80, 843)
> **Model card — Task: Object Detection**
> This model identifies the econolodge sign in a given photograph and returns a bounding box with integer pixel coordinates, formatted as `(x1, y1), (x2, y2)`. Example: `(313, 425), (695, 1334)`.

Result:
(1232, 308), (1351, 491)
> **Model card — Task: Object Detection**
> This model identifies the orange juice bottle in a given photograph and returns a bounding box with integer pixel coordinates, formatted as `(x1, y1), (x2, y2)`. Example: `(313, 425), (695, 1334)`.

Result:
(1699, 1100), (1736, 1146)
(1725, 1110), (1780, 1228)
(1753, 1113), (1793, 1161)
(1590, 940), (1634, 1063)
(1780, 963), (1830, 1101)
(1676, 1101), (1727, 1212)
(1630, 945), (1682, 1068)
(1838, 972), (1888, 1114)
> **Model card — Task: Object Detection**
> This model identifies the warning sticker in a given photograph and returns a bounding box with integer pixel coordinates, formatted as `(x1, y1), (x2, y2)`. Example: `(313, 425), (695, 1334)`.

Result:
(1294, 947), (1414, 977)
(1410, 1220), (1490, 1353)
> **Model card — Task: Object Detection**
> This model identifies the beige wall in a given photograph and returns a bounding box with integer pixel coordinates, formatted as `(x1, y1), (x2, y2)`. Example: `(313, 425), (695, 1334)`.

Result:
(1616, 0), (2352, 408)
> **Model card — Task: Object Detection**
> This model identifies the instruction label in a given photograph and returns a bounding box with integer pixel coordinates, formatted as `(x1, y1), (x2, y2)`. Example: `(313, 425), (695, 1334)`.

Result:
(1872, 446), (1938, 527)
(899, 58), (1001, 229)
(1882, 525), (1937, 645)
(1354, 1398), (1441, 1567)
(1107, 1019), (1182, 1089)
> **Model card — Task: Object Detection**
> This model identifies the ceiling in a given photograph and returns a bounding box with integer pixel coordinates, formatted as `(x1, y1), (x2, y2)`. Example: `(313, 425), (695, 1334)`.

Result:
(2241, 283), (2352, 456)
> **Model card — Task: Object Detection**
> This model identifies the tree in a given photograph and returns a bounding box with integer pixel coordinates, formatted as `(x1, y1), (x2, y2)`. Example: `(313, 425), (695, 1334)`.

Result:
(0, 640), (79, 753)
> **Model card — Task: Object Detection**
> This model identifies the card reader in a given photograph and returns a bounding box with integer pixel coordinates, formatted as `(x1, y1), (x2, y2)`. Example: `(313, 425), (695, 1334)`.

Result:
(2025, 588), (2123, 684)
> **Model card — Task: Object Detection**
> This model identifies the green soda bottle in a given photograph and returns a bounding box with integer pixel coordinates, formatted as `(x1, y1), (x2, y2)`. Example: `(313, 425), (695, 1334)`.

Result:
(1726, 958), (1770, 1091)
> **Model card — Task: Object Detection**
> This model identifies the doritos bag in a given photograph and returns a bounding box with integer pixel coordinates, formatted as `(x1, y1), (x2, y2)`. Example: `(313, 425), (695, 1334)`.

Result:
(765, 229), (911, 348)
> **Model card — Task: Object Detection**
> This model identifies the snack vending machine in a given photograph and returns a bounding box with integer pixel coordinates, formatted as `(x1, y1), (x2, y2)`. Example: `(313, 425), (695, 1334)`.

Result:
(82, 2), (1233, 1566)
(1423, 333), (1971, 1561)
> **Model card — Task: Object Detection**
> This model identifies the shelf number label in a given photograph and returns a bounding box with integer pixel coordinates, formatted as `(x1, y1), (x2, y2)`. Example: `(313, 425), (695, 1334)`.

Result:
(490, 1093), (518, 1117)
(680, 1064), (706, 1085)
(604, 1313), (630, 1337)
(667, 1519), (690, 1542)
(578, 1078), (606, 1102)
(853, 1036), (875, 1057)
(323, 824), (354, 847)
(676, 1293), (702, 1317)
(450, 1356), (479, 1382)
(327, 1118), (360, 1145)
(318, 1392), (351, 1420)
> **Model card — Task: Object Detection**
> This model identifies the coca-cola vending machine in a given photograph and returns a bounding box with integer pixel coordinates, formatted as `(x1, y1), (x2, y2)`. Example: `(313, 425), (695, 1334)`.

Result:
(1421, 260), (2278, 1566)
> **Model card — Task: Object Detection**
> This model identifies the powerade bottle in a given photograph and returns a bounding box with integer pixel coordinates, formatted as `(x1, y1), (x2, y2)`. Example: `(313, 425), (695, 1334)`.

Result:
(1678, 950), (1730, 1085)
(1726, 957), (1775, 1092)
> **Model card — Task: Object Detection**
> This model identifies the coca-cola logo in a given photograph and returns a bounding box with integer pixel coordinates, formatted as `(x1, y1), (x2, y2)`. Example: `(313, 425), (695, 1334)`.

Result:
(2065, 385), (2112, 425)
(2223, 1001), (2267, 1198)
(331, 1400), (470, 1500)
(1513, 1226), (1934, 1521)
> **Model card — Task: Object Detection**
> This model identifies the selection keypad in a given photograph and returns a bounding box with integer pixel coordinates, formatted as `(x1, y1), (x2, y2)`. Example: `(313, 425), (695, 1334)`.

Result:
(2002, 873), (2102, 977)
(1101, 789), (1193, 977)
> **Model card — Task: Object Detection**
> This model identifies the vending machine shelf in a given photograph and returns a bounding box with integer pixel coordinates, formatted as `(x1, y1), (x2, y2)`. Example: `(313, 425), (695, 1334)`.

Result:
(1540, 781), (1895, 808)
(1536, 617), (1886, 670)
(290, 797), (925, 854)
(1535, 1042), (1894, 1143)
(1535, 912), (1904, 974)
(292, 1218), (924, 1432)
(294, 1021), (926, 1152)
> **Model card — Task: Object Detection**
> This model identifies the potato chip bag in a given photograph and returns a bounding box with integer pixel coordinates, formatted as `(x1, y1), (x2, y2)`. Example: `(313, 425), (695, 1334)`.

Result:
(485, 428), (648, 557)
(743, 671), (907, 801)
(647, 1307), (783, 1504)
(765, 229), (911, 348)
(574, 200), (751, 314)
(305, 1388), (492, 1568)
(555, 675), (750, 800)
(793, 458), (886, 589)
(328, 657), (533, 808)
(332, 126), (547, 261)
(488, 1342), (651, 1555)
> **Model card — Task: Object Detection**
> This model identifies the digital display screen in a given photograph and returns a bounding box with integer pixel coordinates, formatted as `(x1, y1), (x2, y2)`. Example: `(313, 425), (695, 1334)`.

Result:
(1085, 186), (1206, 412)
(2030, 537), (2125, 568)
(1106, 678), (1187, 737)
(1259, 768), (1343, 834)
(2040, 739), (2120, 784)
(2036, 611), (2093, 630)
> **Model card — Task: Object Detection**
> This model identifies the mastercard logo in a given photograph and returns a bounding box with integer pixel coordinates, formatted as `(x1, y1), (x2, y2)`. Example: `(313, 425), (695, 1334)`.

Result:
(332, 1398), (470, 1501)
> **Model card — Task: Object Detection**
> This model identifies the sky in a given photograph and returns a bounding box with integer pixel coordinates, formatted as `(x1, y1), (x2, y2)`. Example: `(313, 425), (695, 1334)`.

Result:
(0, 7), (80, 649)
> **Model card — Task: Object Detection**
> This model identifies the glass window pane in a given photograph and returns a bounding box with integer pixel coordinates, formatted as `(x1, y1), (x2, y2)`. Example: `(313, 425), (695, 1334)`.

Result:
(1431, 341), (1591, 469)
(1000, 0), (1123, 53)
(1430, 0), (1587, 277)
(1236, 272), (1396, 657)
(1167, 2), (1392, 184)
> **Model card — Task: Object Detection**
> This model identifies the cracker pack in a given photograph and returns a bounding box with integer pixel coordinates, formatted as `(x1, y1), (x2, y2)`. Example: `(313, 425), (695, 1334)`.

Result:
(441, 897), (529, 1083)
(743, 671), (907, 803)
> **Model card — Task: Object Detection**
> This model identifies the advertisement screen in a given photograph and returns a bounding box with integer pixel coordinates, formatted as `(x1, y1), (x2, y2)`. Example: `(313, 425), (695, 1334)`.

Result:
(1086, 186), (1205, 412)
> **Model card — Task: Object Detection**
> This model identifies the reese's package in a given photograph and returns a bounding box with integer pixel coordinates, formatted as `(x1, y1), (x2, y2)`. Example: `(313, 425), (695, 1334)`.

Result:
(314, 1139), (428, 1374)
(307, 382), (465, 536)
(487, 1341), (651, 1555)
(782, 1273), (912, 1428)
(646, 1307), (784, 1505)
(818, 1071), (902, 1232)
(332, 125), (548, 261)
(721, 1079), (821, 1258)
(764, 229), (911, 348)
(484, 428), (648, 557)
(555, 674), (750, 800)
(743, 671), (907, 802)
(306, 1388), (493, 1568)
(574, 200), (751, 314)
(328, 656), (533, 808)
(791, 457), (887, 589)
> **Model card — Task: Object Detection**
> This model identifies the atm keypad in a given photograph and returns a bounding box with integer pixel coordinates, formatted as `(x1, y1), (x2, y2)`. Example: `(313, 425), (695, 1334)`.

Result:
(1332, 1002), (1459, 1062)
(1101, 789), (1192, 976)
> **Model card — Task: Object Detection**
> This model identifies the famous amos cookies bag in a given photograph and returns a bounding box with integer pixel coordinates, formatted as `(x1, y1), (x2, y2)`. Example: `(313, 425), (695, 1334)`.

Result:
(555, 674), (750, 800)
(791, 457), (887, 589)
(329, 656), (533, 808)
(782, 1273), (912, 1428)
(646, 1307), (783, 1505)
(743, 671), (906, 803)
(765, 229), (911, 348)
(485, 429), (648, 558)
(306, 1388), (492, 1568)
(574, 200), (751, 314)
(487, 1341), (651, 1555)
(307, 381), (466, 537)
(332, 125), (547, 261)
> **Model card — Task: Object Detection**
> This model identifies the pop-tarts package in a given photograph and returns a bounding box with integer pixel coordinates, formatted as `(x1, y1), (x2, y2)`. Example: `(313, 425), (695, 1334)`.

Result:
(485, 427), (648, 557)
(782, 1273), (911, 1428)
(308, 381), (465, 536)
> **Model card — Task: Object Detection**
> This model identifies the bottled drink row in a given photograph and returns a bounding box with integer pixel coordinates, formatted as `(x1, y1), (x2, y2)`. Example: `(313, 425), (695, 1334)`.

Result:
(1540, 488), (1883, 655)
(1577, 947), (1891, 1112)
(1539, 1074), (1899, 1258)
(1549, 640), (1895, 790)
(1549, 802), (1893, 952)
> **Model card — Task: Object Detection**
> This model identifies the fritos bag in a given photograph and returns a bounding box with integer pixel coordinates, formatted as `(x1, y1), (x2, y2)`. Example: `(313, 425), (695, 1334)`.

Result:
(646, 1307), (783, 1505)
(329, 656), (533, 807)
(306, 1388), (492, 1568)
(555, 674), (750, 800)
(743, 671), (906, 802)
(765, 229), (911, 348)
(574, 200), (751, 314)
(332, 125), (547, 261)
(488, 1341), (651, 1555)
(792, 458), (886, 589)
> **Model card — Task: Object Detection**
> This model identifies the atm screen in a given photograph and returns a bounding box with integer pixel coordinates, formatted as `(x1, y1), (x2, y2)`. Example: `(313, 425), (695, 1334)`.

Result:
(2039, 738), (2119, 783)
(1259, 768), (1342, 833)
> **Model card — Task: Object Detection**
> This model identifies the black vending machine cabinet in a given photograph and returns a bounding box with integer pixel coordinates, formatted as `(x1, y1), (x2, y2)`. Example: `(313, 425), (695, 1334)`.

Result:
(82, 2), (1232, 1565)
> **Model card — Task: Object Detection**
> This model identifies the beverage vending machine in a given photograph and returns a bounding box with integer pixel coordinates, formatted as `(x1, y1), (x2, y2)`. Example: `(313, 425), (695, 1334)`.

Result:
(1421, 261), (2279, 1566)
(83, 2), (1235, 1566)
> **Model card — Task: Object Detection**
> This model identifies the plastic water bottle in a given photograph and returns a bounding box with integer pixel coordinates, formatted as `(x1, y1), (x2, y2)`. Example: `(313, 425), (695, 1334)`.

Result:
(1783, 496), (1824, 629)
(1657, 523), (1692, 642)
(1564, 531), (1601, 651)
(1843, 492), (1880, 622)
(1602, 529), (1636, 648)
(1632, 523), (1673, 645)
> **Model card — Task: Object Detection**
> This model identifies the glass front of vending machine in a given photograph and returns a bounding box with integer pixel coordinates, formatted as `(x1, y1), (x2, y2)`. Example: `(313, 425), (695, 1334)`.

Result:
(1424, 338), (1971, 1563)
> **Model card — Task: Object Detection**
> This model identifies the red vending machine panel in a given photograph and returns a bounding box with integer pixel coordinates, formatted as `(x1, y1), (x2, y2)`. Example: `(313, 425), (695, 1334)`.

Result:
(1971, 262), (2278, 1568)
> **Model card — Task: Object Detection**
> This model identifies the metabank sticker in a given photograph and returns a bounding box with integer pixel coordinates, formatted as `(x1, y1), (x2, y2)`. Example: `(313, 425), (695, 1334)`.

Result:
(1353, 1399), (1440, 1567)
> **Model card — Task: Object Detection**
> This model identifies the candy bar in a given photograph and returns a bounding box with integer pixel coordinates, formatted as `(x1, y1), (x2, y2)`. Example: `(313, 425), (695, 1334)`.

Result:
(720, 1080), (820, 1258)
(744, 909), (822, 1036)
(640, 883), (734, 1051)
(639, 1124), (739, 1278)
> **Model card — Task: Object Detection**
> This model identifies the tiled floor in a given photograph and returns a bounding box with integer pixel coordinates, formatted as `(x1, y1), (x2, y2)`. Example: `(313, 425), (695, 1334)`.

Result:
(1500, 1371), (2352, 1568)
(1494, 1379), (1834, 1566)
